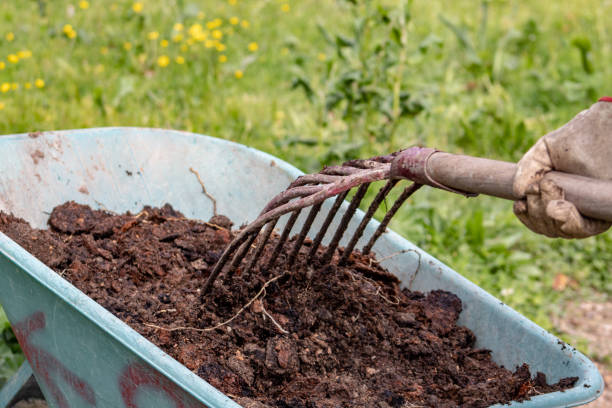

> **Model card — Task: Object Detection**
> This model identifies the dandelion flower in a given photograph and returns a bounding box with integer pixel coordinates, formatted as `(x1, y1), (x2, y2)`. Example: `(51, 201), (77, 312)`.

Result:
(132, 2), (143, 13)
(175, 55), (185, 64)
(216, 43), (226, 52)
(0, 62), (5, 70)
(147, 31), (159, 40)
(11, 83), (18, 90)
(248, 42), (258, 52)
(100, 46), (109, 55)
(234, 70), (243, 79)
(212, 29), (223, 40)
(188, 24), (203, 37)
(204, 40), (215, 48)
(157, 55), (170, 67)
(62, 24), (73, 34)
(172, 34), (183, 42)
(240, 20), (250, 28)
(229, 17), (239, 25)
(24, 82), (32, 89)
(160, 39), (169, 47)
(18, 50), (32, 59)
(79, 0), (90, 9)
(123, 42), (132, 50)
(317, 53), (326, 61)
(173, 23), (184, 32)
(218, 54), (227, 63)
(7, 54), (19, 64)
(0, 102), (4, 110)
(1, 83), (10, 93)
(35, 79), (45, 88)
(228, 0), (237, 4)
(68, 30), (77, 39)
(5, 32), (14, 42)
(281, 3), (290, 12)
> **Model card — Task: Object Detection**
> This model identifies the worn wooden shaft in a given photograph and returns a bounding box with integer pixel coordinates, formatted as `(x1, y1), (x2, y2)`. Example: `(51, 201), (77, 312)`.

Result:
(392, 147), (612, 222)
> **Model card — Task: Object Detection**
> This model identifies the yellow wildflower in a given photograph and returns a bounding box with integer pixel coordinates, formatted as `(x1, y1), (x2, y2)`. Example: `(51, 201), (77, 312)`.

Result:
(317, 53), (326, 61)
(0, 62), (5, 70)
(79, 0), (90, 9)
(281, 3), (290, 12)
(175, 55), (185, 64)
(157, 55), (170, 67)
(204, 40), (215, 48)
(173, 23), (184, 32)
(24, 82), (32, 89)
(160, 39), (169, 48)
(197, 11), (205, 20)
(172, 33), (183, 43)
(67, 30), (77, 39)
(188, 23), (203, 37)
(218, 54), (227, 63)
(132, 2), (143, 13)
(11, 83), (18, 90)
(229, 17), (239, 25)
(248, 42), (258, 52)
(62, 24), (73, 34)
(7, 54), (19, 64)
(216, 43), (226, 52)
(228, 0), (237, 4)
(180, 44), (188, 52)
(234, 70), (243, 79)
(35, 79), (45, 88)
(18, 50), (32, 59)
(100, 46), (109, 55)
(0, 102), (4, 110)
(212, 29), (223, 40)
(5, 32), (14, 42)
(123, 42), (132, 50)
(147, 31), (159, 40)
(241, 20), (250, 28)
(1, 83), (10, 93)
(186, 38), (195, 45)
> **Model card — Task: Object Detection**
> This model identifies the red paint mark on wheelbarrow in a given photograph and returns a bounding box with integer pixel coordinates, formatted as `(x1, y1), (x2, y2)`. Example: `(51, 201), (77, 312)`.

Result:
(119, 362), (208, 408)
(12, 312), (97, 407)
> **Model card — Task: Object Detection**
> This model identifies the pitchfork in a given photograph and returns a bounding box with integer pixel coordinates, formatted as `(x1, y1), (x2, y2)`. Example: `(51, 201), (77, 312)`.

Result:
(202, 147), (612, 294)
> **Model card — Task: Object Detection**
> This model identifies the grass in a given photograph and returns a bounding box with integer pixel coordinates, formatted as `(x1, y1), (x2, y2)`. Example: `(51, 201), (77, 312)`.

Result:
(0, 0), (611, 384)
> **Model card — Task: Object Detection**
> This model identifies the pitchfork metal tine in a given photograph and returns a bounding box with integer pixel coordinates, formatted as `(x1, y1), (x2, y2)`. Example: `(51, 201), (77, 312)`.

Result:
(265, 209), (301, 269)
(338, 179), (399, 265)
(320, 182), (371, 265)
(307, 190), (349, 261)
(223, 231), (258, 281)
(361, 183), (422, 255)
(288, 202), (322, 266)
(243, 219), (277, 275)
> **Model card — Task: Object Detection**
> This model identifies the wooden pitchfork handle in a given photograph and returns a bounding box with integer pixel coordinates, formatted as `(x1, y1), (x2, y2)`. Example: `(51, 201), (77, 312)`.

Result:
(391, 147), (612, 223)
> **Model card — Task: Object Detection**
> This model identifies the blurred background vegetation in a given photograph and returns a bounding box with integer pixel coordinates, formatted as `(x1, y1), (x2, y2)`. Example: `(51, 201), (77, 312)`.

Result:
(1, 0), (611, 386)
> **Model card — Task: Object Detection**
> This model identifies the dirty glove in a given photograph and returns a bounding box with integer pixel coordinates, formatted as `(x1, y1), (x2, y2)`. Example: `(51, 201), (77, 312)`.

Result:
(513, 97), (612, 238)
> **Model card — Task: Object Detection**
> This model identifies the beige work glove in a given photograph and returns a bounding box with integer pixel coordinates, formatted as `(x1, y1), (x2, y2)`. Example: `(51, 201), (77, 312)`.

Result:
(513, 97), (612, 238)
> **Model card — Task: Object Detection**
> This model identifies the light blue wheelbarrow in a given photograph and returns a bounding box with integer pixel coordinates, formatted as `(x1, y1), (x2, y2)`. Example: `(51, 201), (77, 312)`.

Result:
(0, 128), (604, 407)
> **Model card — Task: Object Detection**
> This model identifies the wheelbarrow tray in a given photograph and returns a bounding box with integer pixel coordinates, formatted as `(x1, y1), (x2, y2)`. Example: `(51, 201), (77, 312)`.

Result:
(0, 128), (603, 408)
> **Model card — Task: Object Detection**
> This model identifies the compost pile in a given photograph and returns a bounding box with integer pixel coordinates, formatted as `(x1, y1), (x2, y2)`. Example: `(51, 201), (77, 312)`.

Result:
(0, 202), (577, 408)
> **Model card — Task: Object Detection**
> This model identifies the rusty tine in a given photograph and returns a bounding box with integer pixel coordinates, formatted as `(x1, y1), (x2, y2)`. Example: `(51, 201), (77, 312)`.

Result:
(320, 183), (371, 265)
(287, 202), (322, 266)
(265, 209), (301, 269)
(338, 179), (398, 265)
(243, 220), (277, 275)
(223, 232), (258, 281)
(202, 231), (252, 295)
(361, 183), (422, 256)
(307, 190), (350, 261)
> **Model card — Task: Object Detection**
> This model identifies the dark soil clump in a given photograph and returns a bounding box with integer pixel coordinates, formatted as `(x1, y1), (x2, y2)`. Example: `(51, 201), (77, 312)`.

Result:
(0, 202), (577, 407)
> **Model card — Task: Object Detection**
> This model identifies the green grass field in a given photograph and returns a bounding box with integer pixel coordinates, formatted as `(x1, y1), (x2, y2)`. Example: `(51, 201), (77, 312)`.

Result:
(1, 0), (611, 385)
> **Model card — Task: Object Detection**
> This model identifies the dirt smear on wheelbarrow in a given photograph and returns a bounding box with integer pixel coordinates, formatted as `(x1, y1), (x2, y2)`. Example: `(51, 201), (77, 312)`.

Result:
(0, 202), (577, 408)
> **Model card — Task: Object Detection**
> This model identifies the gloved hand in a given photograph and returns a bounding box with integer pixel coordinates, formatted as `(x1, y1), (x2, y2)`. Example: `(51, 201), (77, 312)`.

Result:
(513, 97), (612, 238)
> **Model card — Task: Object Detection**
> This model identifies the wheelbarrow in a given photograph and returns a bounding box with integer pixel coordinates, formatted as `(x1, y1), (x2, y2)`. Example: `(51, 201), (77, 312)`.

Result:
(0, 127), (603, 407)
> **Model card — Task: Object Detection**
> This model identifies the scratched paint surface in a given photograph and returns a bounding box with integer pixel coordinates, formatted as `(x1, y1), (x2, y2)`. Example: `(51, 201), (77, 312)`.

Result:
(0, 128), (604, 407)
